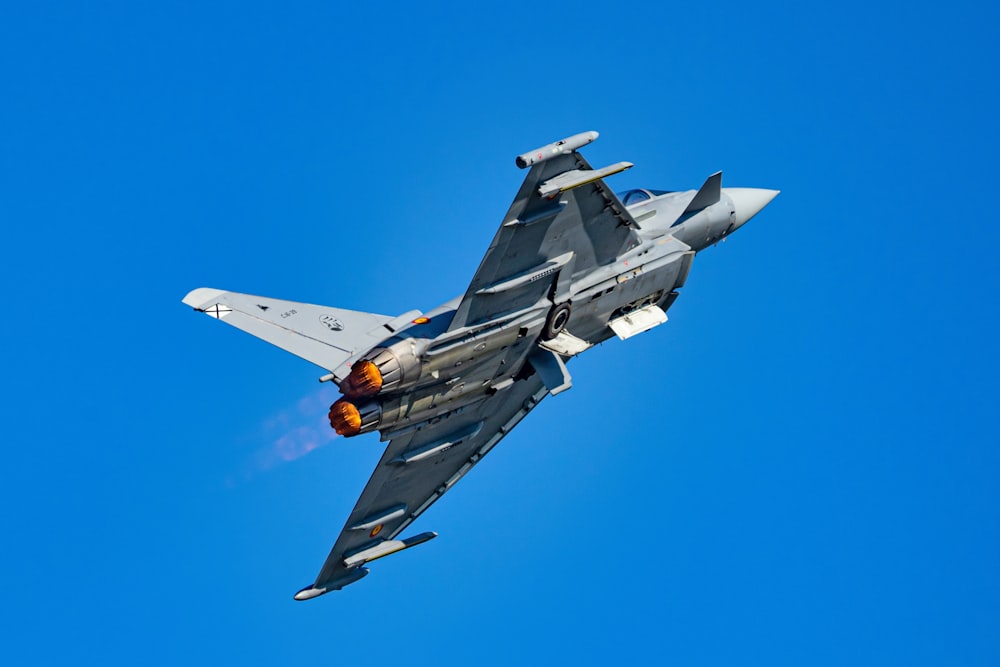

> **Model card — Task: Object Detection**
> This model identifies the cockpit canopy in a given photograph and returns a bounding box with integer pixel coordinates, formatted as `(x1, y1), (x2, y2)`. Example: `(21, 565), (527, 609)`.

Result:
(617, 188), (673, 206)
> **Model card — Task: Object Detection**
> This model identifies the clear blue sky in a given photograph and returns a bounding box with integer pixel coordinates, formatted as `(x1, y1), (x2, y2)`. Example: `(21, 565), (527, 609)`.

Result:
(2, 1), (998, 664)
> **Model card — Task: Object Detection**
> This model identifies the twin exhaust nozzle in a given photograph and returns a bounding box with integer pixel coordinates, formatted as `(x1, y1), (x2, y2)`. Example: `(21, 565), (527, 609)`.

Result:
(329, 343), (422, 436)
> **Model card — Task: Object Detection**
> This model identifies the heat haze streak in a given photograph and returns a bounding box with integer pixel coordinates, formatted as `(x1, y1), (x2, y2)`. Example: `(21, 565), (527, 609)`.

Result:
(229, 384), (340, 484)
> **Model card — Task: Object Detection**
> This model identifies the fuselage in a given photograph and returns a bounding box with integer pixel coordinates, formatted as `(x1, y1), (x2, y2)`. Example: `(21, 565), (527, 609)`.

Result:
(183, 130), (781, 600)
(620, 186), (779, 251)
(328, 185), (778, 438)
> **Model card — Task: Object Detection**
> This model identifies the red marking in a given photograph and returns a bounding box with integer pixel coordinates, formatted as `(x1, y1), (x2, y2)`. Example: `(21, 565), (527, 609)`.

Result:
(370, 524), (383, 538)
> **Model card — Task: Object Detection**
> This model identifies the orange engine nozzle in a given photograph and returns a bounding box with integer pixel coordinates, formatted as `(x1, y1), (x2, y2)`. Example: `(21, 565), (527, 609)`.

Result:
(329, 399), (362, 436)
(340, 359), (384, 399)
(328, 397), (380, 437)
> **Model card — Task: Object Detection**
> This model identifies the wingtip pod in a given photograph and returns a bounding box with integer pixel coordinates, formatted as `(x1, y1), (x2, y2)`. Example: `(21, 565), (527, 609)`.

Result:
(182, 287), (227, 309)
(515, 130), (599, 168)
(293, 567), (370, 601)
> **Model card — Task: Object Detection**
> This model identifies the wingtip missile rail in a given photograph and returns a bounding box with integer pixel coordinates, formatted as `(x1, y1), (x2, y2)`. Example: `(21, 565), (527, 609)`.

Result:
(293, 567), (370, 601)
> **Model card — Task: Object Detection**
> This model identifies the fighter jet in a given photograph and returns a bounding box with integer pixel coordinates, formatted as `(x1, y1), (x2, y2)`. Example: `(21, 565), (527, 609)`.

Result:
(182, 131), (778, 600)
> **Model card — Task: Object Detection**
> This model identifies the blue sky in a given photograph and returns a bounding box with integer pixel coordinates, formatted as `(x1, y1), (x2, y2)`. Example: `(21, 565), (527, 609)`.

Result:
(2, 1), (998, 664)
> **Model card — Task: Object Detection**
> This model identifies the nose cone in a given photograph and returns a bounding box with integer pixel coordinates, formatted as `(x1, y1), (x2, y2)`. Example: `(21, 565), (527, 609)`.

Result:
(726, 188), (780, 227)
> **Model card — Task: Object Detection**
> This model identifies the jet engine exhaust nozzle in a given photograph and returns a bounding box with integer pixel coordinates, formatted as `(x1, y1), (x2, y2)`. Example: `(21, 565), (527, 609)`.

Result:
(328, 398), (381, 437)
(340, 343), (422, 400)
(340, 360), (383, 399)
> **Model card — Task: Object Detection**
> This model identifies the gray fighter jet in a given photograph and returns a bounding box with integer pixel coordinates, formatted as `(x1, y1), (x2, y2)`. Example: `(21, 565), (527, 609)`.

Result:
(182, 131), (778, 600)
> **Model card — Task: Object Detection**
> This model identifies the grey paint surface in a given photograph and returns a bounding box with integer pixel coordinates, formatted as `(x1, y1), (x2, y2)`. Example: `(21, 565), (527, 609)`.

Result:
(182, 131), (778, 599)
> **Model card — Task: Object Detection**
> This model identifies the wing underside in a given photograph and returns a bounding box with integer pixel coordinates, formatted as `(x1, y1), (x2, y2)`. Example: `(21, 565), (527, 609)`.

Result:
(295, 374), (549, 599)
(448, 139), (640, 332)
(182, 288), (417, 379)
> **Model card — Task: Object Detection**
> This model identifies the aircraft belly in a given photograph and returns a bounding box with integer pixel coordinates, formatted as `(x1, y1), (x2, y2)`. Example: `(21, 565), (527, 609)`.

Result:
(377, 335), (539, 434)
(567, 258), (683, 345)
